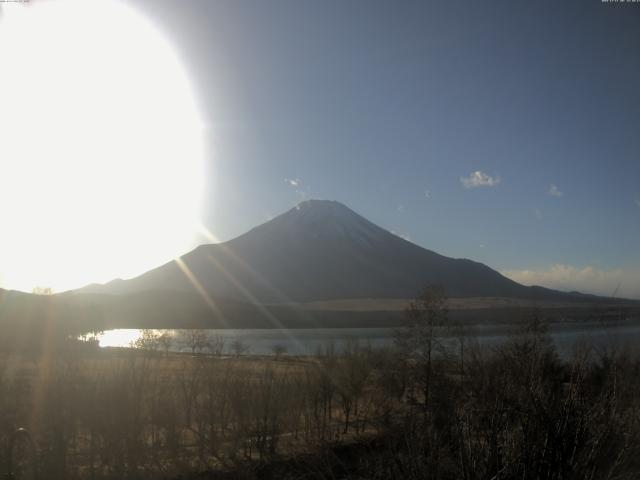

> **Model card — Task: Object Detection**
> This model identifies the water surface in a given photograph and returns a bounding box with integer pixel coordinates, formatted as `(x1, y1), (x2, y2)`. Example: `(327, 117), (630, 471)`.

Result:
(96, 322), (640, 357)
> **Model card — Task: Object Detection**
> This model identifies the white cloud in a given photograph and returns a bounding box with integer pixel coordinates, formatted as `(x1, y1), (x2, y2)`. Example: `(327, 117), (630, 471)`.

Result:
(424, 189), (431, 199)
(285, 178), (308, 201)
(548, 184), (564, 197)
(397, 204), (405, 213)
(460, 171), (501, 188)
(285, 178), (301, 187)
(501, 264), (640, 300)
(635, 199), (640, 208)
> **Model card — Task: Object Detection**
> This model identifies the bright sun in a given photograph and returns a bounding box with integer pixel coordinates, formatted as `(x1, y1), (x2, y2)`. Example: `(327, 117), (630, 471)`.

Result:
(0, 0), (204, 292)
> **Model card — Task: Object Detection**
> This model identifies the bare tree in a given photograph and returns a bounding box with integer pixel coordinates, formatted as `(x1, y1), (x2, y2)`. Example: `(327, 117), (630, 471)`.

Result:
(158, 331), (172, 356)
(395, 286), (449, 413)
(208, 334), (226, 356)
(132, 329), (160, 352)
(271, 344), (287, 361)
(32, 286), (54, 295)
(230, 338), (249, 358)
(183, 329), (209, 354)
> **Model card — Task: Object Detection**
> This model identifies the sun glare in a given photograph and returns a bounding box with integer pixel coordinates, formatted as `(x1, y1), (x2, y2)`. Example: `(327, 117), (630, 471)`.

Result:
(97, 329), (144, 348)
(0, 0), (205, 292)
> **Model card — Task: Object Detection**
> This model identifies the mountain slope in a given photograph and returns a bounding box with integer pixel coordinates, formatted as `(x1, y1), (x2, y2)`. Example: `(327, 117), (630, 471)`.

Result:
(77, 200), (596, 303)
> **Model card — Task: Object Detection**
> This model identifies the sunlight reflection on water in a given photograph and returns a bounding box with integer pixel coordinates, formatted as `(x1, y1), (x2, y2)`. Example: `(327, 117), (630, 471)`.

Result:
(94, 323), (640, 357)
(98, 329), (143, 348)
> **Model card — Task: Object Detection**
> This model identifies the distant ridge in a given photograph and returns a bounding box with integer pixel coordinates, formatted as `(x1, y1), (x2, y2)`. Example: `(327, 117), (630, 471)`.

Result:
(77, 200), (604, 303)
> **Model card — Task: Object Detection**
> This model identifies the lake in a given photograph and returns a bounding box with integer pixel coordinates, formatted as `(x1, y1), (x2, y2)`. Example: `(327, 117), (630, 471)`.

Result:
(96, 321), (640, 357)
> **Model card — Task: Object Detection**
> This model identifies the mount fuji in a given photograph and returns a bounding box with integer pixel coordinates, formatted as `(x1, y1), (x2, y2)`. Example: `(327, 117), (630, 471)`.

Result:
(78, 200), (595, 304)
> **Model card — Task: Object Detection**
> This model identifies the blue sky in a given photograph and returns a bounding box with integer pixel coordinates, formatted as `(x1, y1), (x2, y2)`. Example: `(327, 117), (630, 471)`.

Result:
(133, 0), (640, 298)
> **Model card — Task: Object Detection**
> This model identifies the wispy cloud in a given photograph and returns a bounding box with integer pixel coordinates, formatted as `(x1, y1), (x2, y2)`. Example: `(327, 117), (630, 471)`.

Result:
(635, 199), (640, 208)
(502, 264), (640, 300)
(548, 184), (564, 197)
(285, 178), (301, 187)
(391, 230), (412, 242)
(397, 204), (405, 213)
(460, 171), (501, 188)
(533, 208), (542, 220)
(424, 189), (431, 199)
(285, 177), (308, 201)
